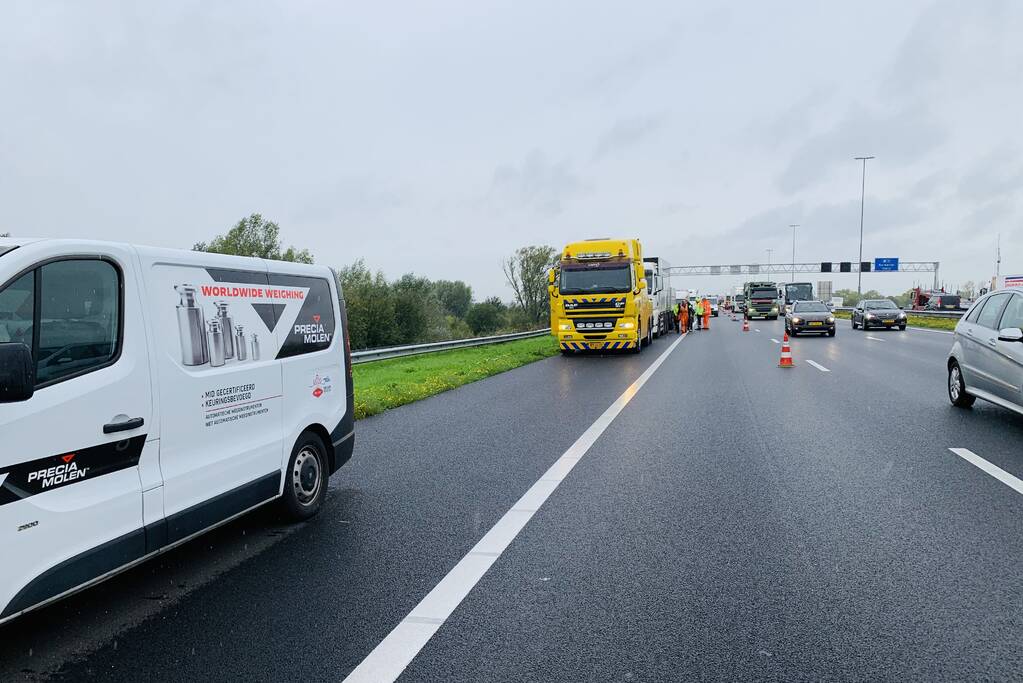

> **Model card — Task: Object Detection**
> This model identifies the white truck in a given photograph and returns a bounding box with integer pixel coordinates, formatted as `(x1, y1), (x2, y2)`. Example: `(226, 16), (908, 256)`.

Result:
(0, 237), (354, 624)
(643, 257), (675, 337)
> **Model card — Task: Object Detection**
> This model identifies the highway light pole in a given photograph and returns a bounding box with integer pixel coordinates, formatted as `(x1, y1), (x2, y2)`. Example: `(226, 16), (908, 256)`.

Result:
(766, 248), (773, 267)
(789, 224), (799, 282)
(855, 155), (875, 295)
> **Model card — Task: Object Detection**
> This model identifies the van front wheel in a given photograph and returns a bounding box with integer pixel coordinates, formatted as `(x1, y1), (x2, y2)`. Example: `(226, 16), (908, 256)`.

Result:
(281, 431), (328, 520)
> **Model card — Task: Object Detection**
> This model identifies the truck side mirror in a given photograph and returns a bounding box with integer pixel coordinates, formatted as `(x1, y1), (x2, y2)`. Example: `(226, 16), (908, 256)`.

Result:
(547, 269), (556, 285)
(637, 279), (647, 294)
(548, 284), (557, 298)
(0, 342), (34, 403)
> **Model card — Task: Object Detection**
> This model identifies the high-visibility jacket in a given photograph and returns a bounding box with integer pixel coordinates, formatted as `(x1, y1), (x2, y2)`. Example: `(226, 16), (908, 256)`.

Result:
(702, 299), (710, 317)
(695, 302), (704, 316)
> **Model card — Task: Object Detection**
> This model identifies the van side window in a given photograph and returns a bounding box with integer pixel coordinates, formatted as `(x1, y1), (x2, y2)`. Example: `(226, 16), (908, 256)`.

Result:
(965, 299), (986, 324)
(36, 260), (121, 385)
(268, 274), (336, 358)
(0, 271), (34, 347)
(975, 293), (1009, 330)
(999, 294), (1023, 330)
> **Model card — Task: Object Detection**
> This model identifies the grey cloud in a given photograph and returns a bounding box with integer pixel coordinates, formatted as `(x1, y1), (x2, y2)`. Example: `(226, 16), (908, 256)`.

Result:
(884, 0), (1022, 98)
(958, 145), (1023, 203)
(592, 115), (665, 161)
(776, 104), (945, 194)
(488, 151), (587, 216)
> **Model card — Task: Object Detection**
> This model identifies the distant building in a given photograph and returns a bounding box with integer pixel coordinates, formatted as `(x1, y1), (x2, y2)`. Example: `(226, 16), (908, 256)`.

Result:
(818, 280), (833, 302)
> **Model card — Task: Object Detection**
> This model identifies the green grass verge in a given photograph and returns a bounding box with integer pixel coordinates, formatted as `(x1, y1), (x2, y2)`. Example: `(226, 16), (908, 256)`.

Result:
(352, 335), (559, 419)
(831, 309), (957, 331)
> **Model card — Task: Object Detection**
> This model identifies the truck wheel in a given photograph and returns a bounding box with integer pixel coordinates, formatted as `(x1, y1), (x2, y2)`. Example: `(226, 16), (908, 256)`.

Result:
(281, 430), (328, 521)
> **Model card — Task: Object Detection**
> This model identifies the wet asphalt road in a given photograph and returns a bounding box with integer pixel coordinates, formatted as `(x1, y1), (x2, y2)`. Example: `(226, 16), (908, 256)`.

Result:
(4, 315), (1023, 681)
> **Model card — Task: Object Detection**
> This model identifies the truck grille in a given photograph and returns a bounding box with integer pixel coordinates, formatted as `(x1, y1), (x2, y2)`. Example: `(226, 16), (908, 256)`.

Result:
(564, 297), (626, 317)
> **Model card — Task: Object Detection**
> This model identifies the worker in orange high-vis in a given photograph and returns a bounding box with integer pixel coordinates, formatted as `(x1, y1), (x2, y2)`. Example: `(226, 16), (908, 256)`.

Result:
(679, 301), (688, 333)
(702, 297), (711, 330)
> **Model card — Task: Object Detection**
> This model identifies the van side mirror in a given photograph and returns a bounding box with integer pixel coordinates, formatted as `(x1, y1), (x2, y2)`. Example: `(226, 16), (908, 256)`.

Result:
(998, 328), (1023, 343)
(0, 342), (34, 402)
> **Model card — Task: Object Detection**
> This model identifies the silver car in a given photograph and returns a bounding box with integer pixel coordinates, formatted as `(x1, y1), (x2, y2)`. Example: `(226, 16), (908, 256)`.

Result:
(948, 289), (1023, 415)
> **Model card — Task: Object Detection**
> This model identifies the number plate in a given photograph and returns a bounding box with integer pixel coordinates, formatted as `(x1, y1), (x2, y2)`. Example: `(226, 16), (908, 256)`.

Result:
(809, 321), (822, 326)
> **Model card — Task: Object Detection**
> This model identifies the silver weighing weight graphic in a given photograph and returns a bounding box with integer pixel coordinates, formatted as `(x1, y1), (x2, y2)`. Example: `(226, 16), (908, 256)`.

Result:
(208, 317), (226, 367)
(174, 284), (209, 366)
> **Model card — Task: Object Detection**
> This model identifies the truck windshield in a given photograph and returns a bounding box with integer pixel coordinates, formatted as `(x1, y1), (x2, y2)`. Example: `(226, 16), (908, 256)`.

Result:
(560, 265), (632, 294)
(785, 283), (813, 303)
(751, 288), (775, 299)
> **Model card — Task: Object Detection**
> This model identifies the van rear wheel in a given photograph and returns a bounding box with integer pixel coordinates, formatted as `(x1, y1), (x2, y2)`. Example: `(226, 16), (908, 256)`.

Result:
(281, 430), (328, 520)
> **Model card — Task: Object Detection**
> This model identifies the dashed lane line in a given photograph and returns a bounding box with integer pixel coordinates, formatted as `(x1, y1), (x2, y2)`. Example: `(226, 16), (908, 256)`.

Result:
(770, 338), (780, 344)
(342, 334), (688, 683)
(949, 448), (1023, 496)
(866, 336), (886, 342)
(805, 359), (830, 372)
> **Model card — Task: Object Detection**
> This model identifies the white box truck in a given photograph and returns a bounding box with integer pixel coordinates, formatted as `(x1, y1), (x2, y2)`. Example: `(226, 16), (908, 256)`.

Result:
(643, 256), (674, 337)
(0, 237), (354, 624)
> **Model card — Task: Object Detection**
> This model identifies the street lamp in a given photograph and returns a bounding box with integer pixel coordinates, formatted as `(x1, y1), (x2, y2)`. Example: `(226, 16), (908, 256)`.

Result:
(855, 156), (875, 295)
(789, 224), (799, 282)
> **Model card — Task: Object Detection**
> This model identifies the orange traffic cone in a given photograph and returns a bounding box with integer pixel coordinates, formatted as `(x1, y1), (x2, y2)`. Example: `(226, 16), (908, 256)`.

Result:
(778, 332), (794, 368)
(742, 318), (749, 332)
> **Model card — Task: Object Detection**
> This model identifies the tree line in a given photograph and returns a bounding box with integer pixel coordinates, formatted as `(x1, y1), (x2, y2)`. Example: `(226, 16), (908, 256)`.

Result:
(193, 214), (557, 350)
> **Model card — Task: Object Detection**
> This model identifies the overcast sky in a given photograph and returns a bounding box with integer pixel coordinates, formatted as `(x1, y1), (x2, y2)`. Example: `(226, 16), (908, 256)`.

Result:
(2, 1), (1021, 299)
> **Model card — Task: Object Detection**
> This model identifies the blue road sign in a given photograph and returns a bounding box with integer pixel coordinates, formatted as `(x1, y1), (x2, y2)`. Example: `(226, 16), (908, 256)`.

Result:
(874, 257), (899, 272)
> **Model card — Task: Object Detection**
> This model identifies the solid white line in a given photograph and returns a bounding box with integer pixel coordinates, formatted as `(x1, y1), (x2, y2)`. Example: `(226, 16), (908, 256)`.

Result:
(754, 329), (761, 333)
(908, 326), (954, 336)
(949, 448), (1023, 496)
(866, 336), (886, 342)
(343, 334), (688, 683)
(770, 338), (780, 344)
(805, 359), (830, 372)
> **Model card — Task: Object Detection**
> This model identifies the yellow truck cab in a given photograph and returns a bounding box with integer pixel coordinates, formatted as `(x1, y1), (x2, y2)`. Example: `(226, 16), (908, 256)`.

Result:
(548, 238), (654, 353)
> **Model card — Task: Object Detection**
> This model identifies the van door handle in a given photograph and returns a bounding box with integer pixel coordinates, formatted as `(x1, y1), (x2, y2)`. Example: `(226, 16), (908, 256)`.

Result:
(103, 417), (145, 434)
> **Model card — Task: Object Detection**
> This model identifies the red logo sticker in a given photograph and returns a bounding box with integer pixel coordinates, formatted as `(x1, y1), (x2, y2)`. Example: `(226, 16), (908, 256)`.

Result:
(313, 314), (321, 323)
(312, 388), (323, 398)
(62, 454), (75, 463)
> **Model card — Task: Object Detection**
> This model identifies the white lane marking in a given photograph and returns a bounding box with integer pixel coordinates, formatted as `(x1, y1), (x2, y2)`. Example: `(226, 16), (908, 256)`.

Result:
(805, 359), (830, 372)
(754, 329), (761, 333)
(343, 334), (688, 683)
(909, 326), (954, 336)
(949, 448), (1023, 496)
(866, 336), (886, 342)
(770, 338), (780, 344)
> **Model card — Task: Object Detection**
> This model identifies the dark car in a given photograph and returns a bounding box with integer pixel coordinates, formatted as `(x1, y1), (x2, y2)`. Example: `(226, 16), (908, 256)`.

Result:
(786, 300), (836, 337)
(852, 299), (907, 331)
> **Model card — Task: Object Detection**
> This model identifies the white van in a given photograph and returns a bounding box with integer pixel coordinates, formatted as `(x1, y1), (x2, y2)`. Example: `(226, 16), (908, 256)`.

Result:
(0, 238), (354, 624)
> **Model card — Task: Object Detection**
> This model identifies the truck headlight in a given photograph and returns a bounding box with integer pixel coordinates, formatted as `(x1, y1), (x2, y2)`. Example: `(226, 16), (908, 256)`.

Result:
(559, 323), (572, 331)
(619, 321), (635, 329)
(771, 306), (778, 313)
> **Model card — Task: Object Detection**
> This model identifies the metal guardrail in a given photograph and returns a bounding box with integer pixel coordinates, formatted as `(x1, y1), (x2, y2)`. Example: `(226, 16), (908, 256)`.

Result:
(351, 328), (551, 364)
(833, 307), (964, 319)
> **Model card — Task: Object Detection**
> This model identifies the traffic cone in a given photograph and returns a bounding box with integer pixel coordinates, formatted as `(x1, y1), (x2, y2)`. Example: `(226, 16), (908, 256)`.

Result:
(778, 332), (794, 368)
(742, 318), (749, 332)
